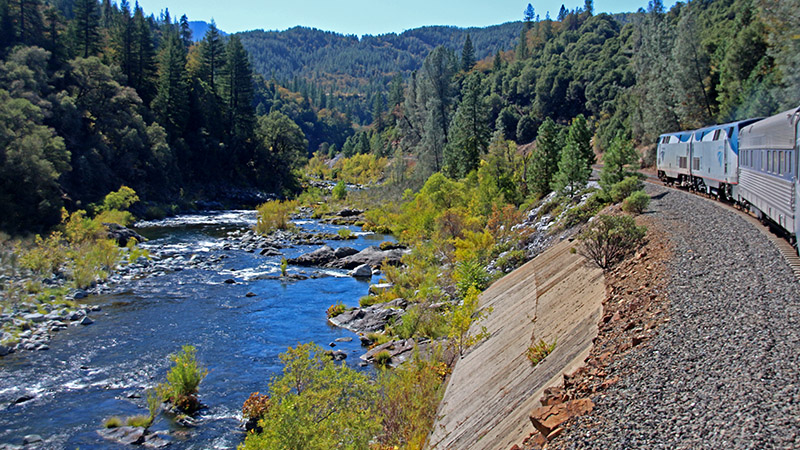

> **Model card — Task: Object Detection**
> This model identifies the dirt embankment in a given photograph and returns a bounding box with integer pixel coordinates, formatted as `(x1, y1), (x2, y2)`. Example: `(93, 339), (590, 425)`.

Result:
(428, 238), (605, 450)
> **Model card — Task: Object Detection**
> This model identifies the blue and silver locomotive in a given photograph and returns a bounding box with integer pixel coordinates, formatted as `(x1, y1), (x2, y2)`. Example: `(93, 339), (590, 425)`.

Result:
(657, 106), (800, 248)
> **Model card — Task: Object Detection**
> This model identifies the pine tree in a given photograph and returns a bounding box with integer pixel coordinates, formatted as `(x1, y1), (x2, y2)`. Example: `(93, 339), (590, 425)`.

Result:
(372, 91), (384, 130)
(461, 33), (475, 72)
(557, 4), (567, 21)
(516, 28), (528, 60)
(0, 0), (14, 51)
(569, 114), (594, 167)
(551, 118), (591, 198)
(179, 14), (191, 49)
(132, 5), (156, 104)
(388, 73), (403, 109)
(670, 12), (713, 128)
(153, 31), (189, 138)
(599, 132), (638, 191)
(417, 46), (456, 175)
(70, 0), (101, 58)
(524, 4), (535, 29)
(221, 35), (255, 145)
(113, 0), (134, 83)
(527, 117), (562, 197)
(100, 0), (112, 27)
(492, 50), (502, 71)
(199, 21), (223, 93)
(13, 0), (45, 46)
(445, 72), (489, 178)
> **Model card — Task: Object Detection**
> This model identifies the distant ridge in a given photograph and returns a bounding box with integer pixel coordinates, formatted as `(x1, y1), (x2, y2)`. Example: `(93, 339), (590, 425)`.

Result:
(188, 21), (228, 42)
(237, 22), (523, 91)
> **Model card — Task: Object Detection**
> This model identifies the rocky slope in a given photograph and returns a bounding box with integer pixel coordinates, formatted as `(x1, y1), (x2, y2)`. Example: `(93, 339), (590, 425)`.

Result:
(546, 184), (800, 449)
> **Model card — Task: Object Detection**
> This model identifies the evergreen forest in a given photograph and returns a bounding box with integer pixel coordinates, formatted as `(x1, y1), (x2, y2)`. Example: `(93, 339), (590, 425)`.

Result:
(1, 0), (798, 235)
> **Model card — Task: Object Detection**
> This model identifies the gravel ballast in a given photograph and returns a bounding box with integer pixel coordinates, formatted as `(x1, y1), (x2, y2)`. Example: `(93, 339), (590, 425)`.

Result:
(554, 184), (800, 449)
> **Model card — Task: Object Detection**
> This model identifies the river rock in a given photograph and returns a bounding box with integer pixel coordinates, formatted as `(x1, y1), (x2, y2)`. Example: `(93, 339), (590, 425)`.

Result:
(349, 264), (372, 278)
(337, 208), (364, 217)
(80, 316), (94, 326)
(288, 245), (337, 267)
(361, 338), (416, 364)
(259, 247), (281, 256)
(328, 246), (408, 270)
(104, 223), (147, 247)
(369, 283), (393, 295)
(142, 433), (170, 448)
(22, 435), (42, 445)
(97, 426), (145, 445)
(71, 288), (88, 299)
(328, 302), (403, 333)
(23, 313), (45, 323)
(333, 246), (359, 259)
(0, 344), (11, 356)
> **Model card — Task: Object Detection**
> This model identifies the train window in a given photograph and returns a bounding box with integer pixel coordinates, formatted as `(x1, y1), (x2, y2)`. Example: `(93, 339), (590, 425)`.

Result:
(779, 152), (784, 174)
(713, 129), (721, 140)
(728, 127), (734, 138)
(774, 151), (778, 173)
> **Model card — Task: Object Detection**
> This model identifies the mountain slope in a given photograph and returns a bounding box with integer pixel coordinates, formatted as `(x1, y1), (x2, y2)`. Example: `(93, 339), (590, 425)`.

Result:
(237, 22), (523, 90)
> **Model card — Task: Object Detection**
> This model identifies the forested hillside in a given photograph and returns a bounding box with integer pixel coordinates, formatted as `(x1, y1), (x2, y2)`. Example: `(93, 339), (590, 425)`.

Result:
(2, 0), (798, 236)
(0, 0), (331, 234)
(302, 0), (798, 184)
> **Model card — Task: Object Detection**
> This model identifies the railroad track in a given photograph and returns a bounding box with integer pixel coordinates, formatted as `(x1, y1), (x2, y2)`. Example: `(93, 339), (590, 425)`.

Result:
(643, 174), (800, 281)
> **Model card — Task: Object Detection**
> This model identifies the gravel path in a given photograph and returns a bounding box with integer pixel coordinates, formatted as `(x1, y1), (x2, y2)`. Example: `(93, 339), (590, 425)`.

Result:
(557, 184), (800, 449)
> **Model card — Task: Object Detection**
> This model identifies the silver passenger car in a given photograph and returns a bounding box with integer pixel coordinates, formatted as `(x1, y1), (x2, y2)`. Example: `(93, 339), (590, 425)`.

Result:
(738, 107), (800, 243)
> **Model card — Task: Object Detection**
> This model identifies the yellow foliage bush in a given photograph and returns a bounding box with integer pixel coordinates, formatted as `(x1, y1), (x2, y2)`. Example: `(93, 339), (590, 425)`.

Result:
(255, 200), (298, 235)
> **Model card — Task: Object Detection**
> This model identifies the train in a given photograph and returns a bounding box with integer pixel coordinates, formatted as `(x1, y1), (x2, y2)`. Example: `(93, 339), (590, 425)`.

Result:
(657, 106), (800, 250)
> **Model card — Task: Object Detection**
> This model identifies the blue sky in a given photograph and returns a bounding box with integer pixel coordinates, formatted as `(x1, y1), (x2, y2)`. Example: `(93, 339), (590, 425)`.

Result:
(136, 0), (677, 36)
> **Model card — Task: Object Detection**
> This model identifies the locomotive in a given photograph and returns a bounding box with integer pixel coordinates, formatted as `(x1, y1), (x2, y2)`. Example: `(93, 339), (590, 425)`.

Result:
(657, 106), (800, 249)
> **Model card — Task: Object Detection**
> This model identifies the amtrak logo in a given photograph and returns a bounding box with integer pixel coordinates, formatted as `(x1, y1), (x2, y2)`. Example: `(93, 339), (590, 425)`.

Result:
(717, 151), (723, 166)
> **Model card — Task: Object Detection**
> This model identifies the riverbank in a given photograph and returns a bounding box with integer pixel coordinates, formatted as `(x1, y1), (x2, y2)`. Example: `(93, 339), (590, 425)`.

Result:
(0, 209), (392, 449)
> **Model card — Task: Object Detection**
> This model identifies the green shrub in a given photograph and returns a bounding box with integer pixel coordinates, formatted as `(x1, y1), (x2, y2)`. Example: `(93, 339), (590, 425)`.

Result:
(453, 259), (490, 298)
(126, 415), (151, 428)
(557, 192), (609, 230)
(19, 232), (66, 276)
(104, 416), (123, 428)
(326, 301), (346, 318)
(337, 228), (353, 239)
(448, 286), (492, 357)
(374, 350), (392, 367)
(255, 200), (298, 235)
(609, 176), (644, 203)
(238, 343), (380, 450)
(366, 332), (391, 347)
(102, 186), (139, 211)
(374, 350), (449, 449)
(332, 180), (347, 200)
(622, 190), (651, 214)
(95, 209), (135, 226)
(157, 345), (208, 414)
(146, 389), (160, 425)
(526, 338), (557, 367)
(280, 258), (288, 277)
(578, 214), (647, 270)
(495, 249), (525, 272)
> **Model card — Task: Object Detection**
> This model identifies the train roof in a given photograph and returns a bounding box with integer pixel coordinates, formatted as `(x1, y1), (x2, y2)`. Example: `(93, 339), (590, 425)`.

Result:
(740, 106), (800, 150)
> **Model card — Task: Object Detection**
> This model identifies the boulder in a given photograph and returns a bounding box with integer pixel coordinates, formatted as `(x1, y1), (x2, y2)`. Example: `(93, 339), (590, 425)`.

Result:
(349, 264), (372, 278)
(22, 313), (45, 323)
(337, 208), (364, 217)
(97, 426), (145, 446)
(361, 338), (416, 365)
(369, 283), (394, 295)
(0, 344), (11, 357)
(328, 303), (403, 334)
(104, 223), (147, 247)
(288, 245), (337, 267)
(22, 435), (42, 445)
(529, 398), (594, 438)
(328, 246), (408, 270)
(333, 246), (359, 259)
(79, 316), (94, 326)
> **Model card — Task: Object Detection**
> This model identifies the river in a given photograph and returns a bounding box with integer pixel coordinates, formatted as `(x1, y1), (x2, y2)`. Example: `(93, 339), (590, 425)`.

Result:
(0, 210), (389, 449)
